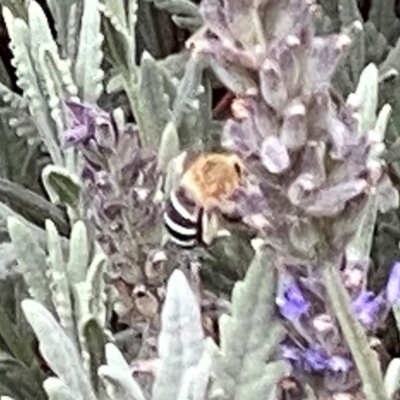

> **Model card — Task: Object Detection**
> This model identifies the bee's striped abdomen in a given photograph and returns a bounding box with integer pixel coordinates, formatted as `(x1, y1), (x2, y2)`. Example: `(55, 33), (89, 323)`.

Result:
(163, 186), (203, 248)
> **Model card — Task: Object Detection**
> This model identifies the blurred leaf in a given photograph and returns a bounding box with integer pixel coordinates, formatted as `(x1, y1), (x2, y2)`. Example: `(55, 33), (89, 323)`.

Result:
(21, 299), (97, 400)
(152, 269), (205, 400)
(46, 220), (75, 338)
(177, 338), (213, 400)
(66, 220), (89, 284)
(349, 62), (378, 132)
(0, 0), (27, 21)
(74, 0), (104, 103)
(133, 51), (171, 150)
(384, 357), (400, 398)
(100, 0), (135, 70)
(45, 0), (78, 57)
(323, 264), (388, 400)
(43, 377), (75, 400)
(158, 51), (191, 81)
(370, 210), (400, 292)
(334, 0), (366, 96)
(157, 121), (180, 171)
(2, 7), (63, 166)
(98, 343), (146, 400)
(0, 58), (11, 88)
(0, 301), (34, 367)
(0, 202), (49, 246)
(7, 217), (54, 309)
(150, 0), (201, 31)
(0, 83), (40, 142)
(209, 58), (258, 95)
(212, 241), (289, 400)
(150, 0), (200, 24)
(0, 178), (68, 236)
(380, 35), (400, 75)
(42, 165), (81, 209)
(364, 22), (389, 66)
(83, 318), (106, 393)
(345, 193), (378, 266)
(0, 351), (47, 400)
(83, 253), (107, 325)
(136, 0), (178, 59)
(369, 0), (400, 45)
(0, 243), (18, 280)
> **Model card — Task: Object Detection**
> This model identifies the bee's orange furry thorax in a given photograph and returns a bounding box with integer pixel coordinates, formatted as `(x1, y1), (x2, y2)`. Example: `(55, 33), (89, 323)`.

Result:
(180, 153), (245, 210)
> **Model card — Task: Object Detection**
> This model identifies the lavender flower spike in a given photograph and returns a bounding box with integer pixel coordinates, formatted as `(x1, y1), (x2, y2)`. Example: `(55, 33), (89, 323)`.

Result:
(386, 261), (400, 304)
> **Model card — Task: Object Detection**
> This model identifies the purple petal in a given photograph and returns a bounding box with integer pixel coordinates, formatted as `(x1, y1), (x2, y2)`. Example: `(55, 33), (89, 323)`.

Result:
(276, 282), (310, 321)
(386, 261), (400, 304)
(304, 35), (351, 93)
(326, 356), (352, 373)
(259, 59), (288, 110)
(280, 344), (302, 362)
(303, 179), (368, 217)
(63, 125), (90, 147)
(280, 101), (307, 150)
(303, 347), (328, 372)
(351, 290), (383, 329)
(260, 136), (290, 174)
(64, 100), (112, 141)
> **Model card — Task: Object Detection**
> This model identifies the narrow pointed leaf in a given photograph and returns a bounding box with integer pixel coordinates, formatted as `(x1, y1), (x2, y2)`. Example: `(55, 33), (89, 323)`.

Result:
(7, 217), (53, 308)
(21, 299), (97, 400)
(323, 264), (388, 400)
(152, 269), (204, 400)
(42, 165), (81, 208)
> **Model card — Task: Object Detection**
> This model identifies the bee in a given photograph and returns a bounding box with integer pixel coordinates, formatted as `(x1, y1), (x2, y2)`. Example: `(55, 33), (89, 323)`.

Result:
(163, 152), (246, 248)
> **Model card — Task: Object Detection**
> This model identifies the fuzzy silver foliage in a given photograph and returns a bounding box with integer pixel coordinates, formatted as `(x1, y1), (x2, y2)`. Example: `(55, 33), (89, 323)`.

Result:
(152, 269), (205, 400)
(212, 240), (290, 400)
(22, 299), (97, 400)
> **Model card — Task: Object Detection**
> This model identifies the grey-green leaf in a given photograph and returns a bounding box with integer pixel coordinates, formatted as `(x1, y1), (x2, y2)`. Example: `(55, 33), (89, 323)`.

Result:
(214, 240), (289, 400)
(323, 264), (388, 400)
(21, 299), (97, 400)
(7, 217), (53, 309)
(46, 219), (75, 338)
(152, 269), (205, 400)
(98, 343), (146, 400)
(43, 377), (76, 400)
(66, 220), (90, 284)
(157, 121), (181, 172)
(384, 358), (400, 399)
(74, 0), (104, 102)
(42, 165), (81, 209)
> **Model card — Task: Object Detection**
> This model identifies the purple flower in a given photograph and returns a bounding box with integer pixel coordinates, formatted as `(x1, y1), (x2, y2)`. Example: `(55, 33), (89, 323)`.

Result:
(63, 100), (113, 147)
(326, 356), (352, 373)
(351, 290), (383, 329)
(303, 347), (328, 372)
(280, 344), (302, 362)
(276, 282), (310, 320)
(386, 261), (400, 304)
(280, 344), (352, 375)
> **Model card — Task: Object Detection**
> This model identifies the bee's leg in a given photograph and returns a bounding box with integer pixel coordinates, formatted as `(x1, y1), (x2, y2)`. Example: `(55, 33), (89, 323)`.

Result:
(217, 199), (242, 222)
(221, 212), (242, 223)
(200, 210), (231, 246)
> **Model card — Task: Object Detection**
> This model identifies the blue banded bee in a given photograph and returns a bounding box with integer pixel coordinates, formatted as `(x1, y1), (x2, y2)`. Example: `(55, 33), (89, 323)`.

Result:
(163, 152), (246, 248)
